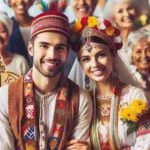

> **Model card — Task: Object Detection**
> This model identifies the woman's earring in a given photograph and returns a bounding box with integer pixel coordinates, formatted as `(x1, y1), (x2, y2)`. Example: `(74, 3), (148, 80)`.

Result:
(85, 75), (90, 90)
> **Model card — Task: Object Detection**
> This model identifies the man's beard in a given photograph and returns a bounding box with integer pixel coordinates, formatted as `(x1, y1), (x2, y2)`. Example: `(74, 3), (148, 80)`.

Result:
(34, 60), (65, 78)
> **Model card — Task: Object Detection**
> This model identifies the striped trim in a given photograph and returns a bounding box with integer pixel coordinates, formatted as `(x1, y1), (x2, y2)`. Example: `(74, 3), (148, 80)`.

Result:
(109, 95), (121, 150)
(31, 14), (70, 39)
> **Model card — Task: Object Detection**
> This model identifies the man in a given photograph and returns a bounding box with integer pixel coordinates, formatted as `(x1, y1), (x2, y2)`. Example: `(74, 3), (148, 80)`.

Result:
(64, 0), (98, 90)
(0, 9), (92, 150)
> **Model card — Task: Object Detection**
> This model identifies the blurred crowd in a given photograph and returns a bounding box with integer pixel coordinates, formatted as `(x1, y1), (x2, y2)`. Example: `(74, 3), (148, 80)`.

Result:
(0, 0), (150, 99)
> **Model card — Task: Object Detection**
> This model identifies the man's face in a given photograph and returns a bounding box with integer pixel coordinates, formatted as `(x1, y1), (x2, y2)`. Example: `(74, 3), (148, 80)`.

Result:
(132, 38), (150, 75)
(72, 0), (97, 18)
(29, 32), (68, 78)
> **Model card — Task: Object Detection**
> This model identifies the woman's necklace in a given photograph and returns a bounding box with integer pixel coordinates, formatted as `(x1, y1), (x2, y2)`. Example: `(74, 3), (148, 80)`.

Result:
(96, 95), (112, 100)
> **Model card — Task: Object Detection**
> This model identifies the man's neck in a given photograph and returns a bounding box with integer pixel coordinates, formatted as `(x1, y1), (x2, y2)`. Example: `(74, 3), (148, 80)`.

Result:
(32, 69), (61, 95)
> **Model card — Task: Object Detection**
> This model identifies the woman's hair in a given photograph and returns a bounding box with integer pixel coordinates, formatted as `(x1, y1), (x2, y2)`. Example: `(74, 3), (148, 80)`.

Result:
(78, 36), (110, 52)
(103, 0), (140, 23)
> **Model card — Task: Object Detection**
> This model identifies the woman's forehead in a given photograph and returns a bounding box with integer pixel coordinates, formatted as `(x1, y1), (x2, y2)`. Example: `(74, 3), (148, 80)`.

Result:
(80, 43), (110, 55)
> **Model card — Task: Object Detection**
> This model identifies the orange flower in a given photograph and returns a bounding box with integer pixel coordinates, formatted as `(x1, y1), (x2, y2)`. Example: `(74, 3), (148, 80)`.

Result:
(105, 26), (115, 36)
(72, 19), (82, 33)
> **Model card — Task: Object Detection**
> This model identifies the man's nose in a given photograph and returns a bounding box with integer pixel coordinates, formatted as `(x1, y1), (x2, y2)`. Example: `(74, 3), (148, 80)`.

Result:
(47, 47), (56, 59)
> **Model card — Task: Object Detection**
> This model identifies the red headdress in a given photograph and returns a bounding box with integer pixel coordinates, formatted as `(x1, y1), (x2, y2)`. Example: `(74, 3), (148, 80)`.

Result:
(31, 0), (70, 39)
(71, 16), (123, 53)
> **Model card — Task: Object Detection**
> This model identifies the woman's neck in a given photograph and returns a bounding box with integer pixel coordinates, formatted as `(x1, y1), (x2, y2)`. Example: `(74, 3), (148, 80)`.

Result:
(98, 0), (106, 9)
(15, 13), (32, 27)
(120, 28), (132, 44)
(96, 80), (114, 97)
(32, 67), (61, 95)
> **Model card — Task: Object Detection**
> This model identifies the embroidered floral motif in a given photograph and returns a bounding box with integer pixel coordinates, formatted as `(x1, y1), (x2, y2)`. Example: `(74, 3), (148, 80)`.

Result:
(71, 16), (122, 51)
(119, 99), (150, 135)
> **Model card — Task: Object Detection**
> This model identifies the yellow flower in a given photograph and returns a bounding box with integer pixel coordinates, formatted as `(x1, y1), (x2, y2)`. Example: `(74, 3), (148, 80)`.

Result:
(119, 106), (138, 122)
(105, 26), (115, 36)
(131, 99), (148, 113)
(72, 19), (82, 33)
(87, 16), (99, 28)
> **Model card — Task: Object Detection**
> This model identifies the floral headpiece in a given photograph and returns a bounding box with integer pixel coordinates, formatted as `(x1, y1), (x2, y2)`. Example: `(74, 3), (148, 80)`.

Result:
(71, 16), (122, 52)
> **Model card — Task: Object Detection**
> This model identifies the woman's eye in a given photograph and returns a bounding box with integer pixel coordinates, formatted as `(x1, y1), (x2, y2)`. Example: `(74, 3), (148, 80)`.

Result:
(97, 53), (106, 58)
(118, 9), (123, 13)
(135, 50), (142, 54)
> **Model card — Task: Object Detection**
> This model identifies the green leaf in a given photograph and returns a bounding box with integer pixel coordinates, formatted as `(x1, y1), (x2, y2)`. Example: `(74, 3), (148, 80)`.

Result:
(127, 123), (137, 135)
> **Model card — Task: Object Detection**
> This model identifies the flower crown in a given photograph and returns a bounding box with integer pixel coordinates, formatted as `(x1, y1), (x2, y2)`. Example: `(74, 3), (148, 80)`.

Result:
(71, 16), (122, 52)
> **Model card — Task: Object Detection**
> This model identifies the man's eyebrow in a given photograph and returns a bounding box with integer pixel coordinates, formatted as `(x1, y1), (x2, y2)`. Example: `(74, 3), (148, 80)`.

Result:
(39, 41), (50, 45)
(38, 42), (67, 47)
(56, 43), (68, 47)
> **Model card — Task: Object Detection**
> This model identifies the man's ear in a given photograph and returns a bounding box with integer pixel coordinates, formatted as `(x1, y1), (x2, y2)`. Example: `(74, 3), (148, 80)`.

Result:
(28, 41), (34, 56)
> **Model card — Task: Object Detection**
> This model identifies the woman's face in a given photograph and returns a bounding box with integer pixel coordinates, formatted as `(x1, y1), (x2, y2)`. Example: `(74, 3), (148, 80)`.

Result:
(0, 22), (9, 47)
(113, 2), (137, 29)
(9, 0), (33, 15)
(132, 38), (150, 75)
(72, 0), (97, 18)
(79, 43), (113, 82)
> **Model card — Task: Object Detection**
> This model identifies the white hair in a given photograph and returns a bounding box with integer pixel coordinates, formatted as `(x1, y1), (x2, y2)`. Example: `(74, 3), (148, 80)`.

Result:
(0, 12), (13, 36)
(103, 0), (140, 22)
(127, 28), (150, 50)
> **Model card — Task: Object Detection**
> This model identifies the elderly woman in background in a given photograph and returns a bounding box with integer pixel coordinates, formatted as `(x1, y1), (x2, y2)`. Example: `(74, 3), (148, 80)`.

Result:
(127, 29), (150, 101)
(0, 12), (29, 78)
(67, 16), (150, 150)
(103, 0), (140, 44)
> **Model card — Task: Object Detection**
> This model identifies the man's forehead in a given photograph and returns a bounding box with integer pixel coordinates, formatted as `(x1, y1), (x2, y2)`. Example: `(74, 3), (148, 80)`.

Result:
(35, 32), (68, 44)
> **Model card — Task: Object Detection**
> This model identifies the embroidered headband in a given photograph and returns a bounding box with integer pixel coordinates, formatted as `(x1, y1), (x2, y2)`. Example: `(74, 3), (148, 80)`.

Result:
(71, 16), (122, 53)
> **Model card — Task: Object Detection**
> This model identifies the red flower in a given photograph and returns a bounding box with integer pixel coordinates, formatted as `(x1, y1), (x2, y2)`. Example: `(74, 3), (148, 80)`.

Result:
(81, 16), (88, 26)
(93, 26), (99, 30)
(103, 19), (111, 27)
(113, 87), (120, 95)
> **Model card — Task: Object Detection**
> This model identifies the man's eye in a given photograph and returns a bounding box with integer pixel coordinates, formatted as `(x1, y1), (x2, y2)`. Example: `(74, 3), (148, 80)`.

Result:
(81, 57), (90, 62)
(55, 46), (66, 51)
(40, 44), (48, 49)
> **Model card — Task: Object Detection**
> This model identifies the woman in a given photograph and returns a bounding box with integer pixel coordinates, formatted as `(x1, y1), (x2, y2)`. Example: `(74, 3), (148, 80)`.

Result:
(4, 0), (34, 66)
(0, 12), (29, 86)
(127, 29), (150, 101)
(103, 0), (140, 44)
(67, 16), (150, 149)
